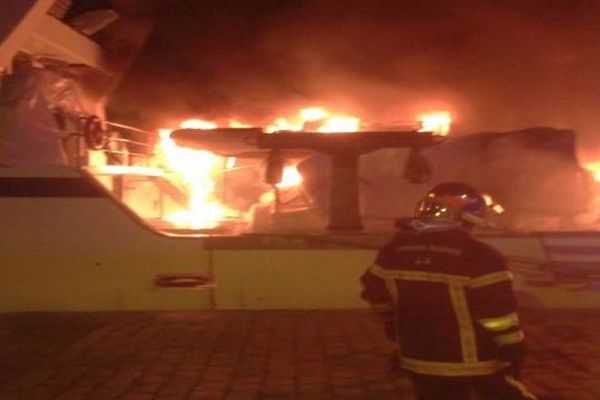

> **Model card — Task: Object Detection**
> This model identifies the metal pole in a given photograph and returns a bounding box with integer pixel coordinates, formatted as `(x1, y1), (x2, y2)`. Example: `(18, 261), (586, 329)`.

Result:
(327, 151), (363, 232)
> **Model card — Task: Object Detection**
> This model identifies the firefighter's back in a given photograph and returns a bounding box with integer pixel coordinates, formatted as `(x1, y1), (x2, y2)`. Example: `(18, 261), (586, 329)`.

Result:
(377, 228), (507, 369)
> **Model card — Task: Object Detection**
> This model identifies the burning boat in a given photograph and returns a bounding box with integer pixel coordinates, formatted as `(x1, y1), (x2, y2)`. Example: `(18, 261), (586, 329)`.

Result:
(1, 0), (600, 312)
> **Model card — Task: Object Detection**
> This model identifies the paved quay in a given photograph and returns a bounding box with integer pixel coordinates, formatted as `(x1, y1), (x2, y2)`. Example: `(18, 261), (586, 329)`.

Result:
(0, 309), (598, 400)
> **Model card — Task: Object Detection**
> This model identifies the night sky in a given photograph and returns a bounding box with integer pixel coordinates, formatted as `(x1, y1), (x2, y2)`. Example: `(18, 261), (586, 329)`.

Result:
(110, 0), (600, 158)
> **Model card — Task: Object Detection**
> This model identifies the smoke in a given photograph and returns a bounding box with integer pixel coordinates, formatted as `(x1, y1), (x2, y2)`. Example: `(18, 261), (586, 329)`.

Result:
(111, 0), (600, 145)
(297, 127), (597, 232)
(106, 0), (600, 231)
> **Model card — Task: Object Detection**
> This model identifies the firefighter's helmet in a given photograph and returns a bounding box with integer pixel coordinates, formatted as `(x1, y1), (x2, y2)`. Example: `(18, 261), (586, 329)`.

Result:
(413, 182), (489, 230)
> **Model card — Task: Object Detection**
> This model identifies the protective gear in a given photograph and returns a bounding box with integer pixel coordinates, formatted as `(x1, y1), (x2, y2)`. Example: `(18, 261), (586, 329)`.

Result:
(362, 228), (519, 376)
(360, 219), (536, 399)
(413, 182), (491, 230)
(497, 341), (525, 378)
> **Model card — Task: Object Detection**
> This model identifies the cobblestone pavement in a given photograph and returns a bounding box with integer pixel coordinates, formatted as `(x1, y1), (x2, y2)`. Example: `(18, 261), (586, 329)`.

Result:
(0, 309), (598, 400)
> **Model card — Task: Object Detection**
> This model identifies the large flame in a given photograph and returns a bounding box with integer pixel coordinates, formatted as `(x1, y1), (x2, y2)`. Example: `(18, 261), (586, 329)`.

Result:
(154, 108), (451, 229)
(157, 122), (239, 229)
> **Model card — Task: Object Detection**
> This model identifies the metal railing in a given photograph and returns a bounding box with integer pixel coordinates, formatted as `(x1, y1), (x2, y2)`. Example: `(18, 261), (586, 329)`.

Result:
(102, 121), (156, 165)
(68, 118), (158, 167)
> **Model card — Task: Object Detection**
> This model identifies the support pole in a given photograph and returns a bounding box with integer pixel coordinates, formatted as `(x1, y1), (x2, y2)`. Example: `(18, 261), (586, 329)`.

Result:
(327, 151), (363, 232)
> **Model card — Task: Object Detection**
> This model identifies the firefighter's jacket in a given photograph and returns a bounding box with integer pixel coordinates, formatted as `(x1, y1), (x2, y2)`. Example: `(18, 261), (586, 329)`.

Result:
(361, 228), (524, 377)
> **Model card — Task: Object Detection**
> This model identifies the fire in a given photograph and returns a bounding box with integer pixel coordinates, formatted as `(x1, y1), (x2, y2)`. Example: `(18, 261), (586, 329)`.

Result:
(300, 107), (329, 121)
(157, 122), (239, 229)
(317, 116), (361, 133)
(583, 161), (600, 182)
(266, 107), (361, 133)
(418, 112), (452, 136)
(179, 119), (218, 130)
(228, 120), (251, 128)
(276, 165), (303, 189)
(153, 107), (452, 230)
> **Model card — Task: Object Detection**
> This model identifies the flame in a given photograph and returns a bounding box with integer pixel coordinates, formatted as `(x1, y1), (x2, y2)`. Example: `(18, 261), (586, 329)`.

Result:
(266, 107), (361, 133)
(225, 157), (237, 169)
(317, 116), (361, 133)
(266, 117), (303, 133)
(300, 107), (330, 121)
(228, 120), (251, 128)
(179, 119), (218, 130)
(276, 165), (303, 189)
(583, 162), (600, 182)
(93, 165), (164, 176)
(151, 107), (451, 230)
(418, 112), (452, 136)
(157, 122), (238, 229)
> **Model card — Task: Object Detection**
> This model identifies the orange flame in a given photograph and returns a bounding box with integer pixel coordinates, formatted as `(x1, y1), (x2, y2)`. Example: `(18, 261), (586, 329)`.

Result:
(418, 112), (452, 136)
(157, 122), (239, 229)
(317, 116), (361, 133)
(266, 107), (361, 133)
(153, 107), (451, 229)
(276, 165), (303, 189)
(179, 119), (218, 130)
(300, 107), (330, 121)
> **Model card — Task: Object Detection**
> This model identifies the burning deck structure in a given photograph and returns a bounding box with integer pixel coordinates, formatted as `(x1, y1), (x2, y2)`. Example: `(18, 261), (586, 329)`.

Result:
(1, 1), (600, 312)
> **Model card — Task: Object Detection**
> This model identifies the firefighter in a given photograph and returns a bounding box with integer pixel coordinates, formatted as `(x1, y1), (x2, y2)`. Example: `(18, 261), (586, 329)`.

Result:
(360, 182), (537, 400)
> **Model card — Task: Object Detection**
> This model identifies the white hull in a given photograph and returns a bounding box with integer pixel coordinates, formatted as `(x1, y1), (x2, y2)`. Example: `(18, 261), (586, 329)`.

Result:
(1, 166), (599, 311)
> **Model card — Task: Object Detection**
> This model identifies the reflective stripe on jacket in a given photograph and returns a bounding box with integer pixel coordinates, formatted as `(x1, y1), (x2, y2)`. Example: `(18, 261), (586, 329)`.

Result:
(360, 228), (523, 377)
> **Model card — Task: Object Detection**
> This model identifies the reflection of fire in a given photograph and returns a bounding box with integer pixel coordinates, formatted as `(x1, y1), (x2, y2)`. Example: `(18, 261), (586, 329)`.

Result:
(583, 161), (600, 182)
(482, 193), (505, 214)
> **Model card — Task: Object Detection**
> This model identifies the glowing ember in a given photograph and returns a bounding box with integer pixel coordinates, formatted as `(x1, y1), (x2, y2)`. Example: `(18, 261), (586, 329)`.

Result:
(418, 112), (452, 136)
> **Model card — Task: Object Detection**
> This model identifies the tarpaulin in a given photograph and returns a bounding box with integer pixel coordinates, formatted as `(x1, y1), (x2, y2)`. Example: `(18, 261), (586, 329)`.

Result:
(0, 59), (91, 166)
